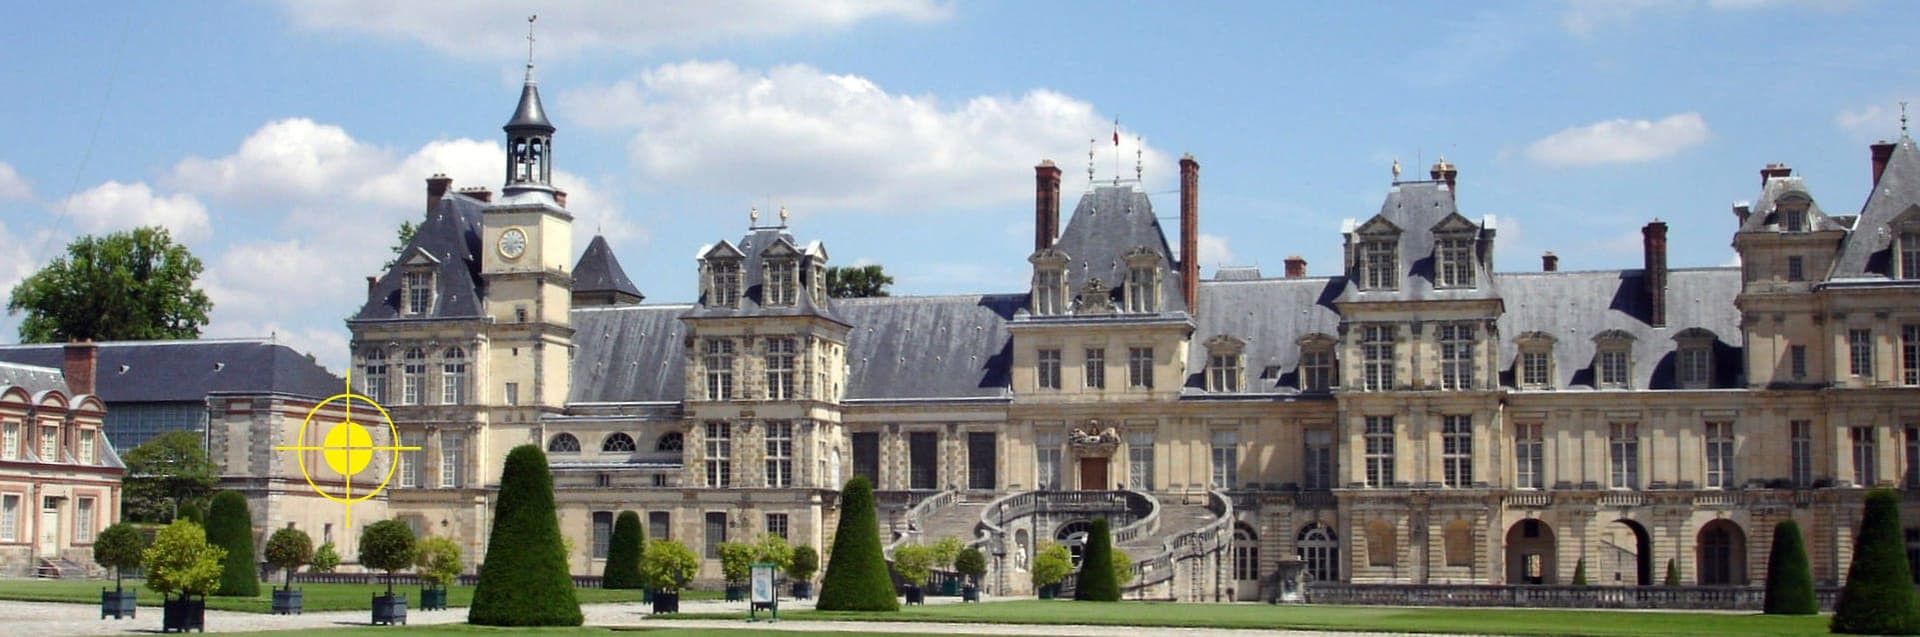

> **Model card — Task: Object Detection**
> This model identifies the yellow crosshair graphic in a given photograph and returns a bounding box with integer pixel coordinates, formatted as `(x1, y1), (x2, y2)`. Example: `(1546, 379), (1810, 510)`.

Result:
(273, 371), (419, 533)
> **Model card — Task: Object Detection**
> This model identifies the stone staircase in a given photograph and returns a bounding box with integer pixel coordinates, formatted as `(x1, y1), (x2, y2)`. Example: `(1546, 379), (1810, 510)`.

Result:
(36, 558), (87, 580)
(1118, 494), (1213, 558)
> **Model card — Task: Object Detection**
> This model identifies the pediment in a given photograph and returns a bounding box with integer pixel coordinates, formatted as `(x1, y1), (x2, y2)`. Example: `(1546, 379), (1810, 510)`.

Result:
(1355, 215), (1402, 236)
(1429, 212), (1479, 235)
(760, 238), (800, 259)
(702, 240), (744, 260)
(1029, 246), (1071, 265)
(402, 246), (441, 267)
(1891, 204), (1920, 228)
(1204, 334), (1246, 352)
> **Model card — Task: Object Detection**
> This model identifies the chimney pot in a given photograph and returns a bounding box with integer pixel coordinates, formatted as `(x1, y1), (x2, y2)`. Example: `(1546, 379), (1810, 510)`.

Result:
(426, 174), (453, 214)
(1542, 252), (1559, 272)
(1284, 255), (1307, 278)
(554, 189), (568, 208)
(62, 341), (97, 397)
(1760, 163), (1793, 187)
(1179, 154), (1201, 312)
(1034, 161), (1062, 252)
(459, 186), (493, 203)
(367, 276), (378, 297)
(1871, 141), (1897, 187)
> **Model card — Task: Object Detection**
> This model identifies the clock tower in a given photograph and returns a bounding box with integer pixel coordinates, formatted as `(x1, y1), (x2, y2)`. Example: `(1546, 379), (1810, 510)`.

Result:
(481, 63), (573, 410)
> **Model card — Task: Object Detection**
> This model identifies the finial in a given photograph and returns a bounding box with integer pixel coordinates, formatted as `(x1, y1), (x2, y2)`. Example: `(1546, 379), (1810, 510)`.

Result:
(1135, 136), (1143, 182)
(779, 205), (789, 226)
(1088, 138), (1096, 183)
(524, 15), (538, 84)
(1902, 101), (1909, 135)
(750, 206), (759, 225)
(1392, 158), (1401, 181)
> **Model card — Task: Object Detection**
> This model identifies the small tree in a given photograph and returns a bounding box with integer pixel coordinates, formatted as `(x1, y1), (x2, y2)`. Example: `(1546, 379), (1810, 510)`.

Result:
(143, 520), (226, 601)
(638, 539), (699, 593)
(755, 534), (795, 575)
(93, 523), (146, 592)
(1031, 543), (1072, 591)
(718, 542), (756, 585)
(788, 545), (820, 583)
(602, 511), (645, 590)
(893, 544), (934, 588)
(1833, 489), (1920, 634)
(206, 491), (259, 597)
(1763, 519), (1817, 615)
(414, 536), (462, 591)
(1075, 518), (1119, 601)
(262, 527), (313, 591)
(1664, 558), (1680, 586)
(1571, 558), (1589, 586)
(469, 445), (582, 626)
(954, 547), (987, 586)
(311, 541), (340, 573)
(816, 476), (899, 611)
(929, 537), (964, 573)
(358, 519), (418, 595)
(1111, 548), (1134, 587)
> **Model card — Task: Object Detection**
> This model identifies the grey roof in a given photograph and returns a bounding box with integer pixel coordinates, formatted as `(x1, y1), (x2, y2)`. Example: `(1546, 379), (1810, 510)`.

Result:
(505, 81), (554, 132)
(1739, 176), (1847, 234)
(1047, 185), (1189, 314)
(0, 339), (344, 402)
(1339, 181), (1500, 303)
(1836, 135), (1920, 277)
(0, 361), (69, 396)
(352, 195), (487, 321)
(568, 305), (689, 403)
(572, 235), (644, 301)
(839, 294), (1017, 400)
(1496, 268), (1743, 390)
(1213, 266), (1264, 281)
(684, 228), (844, 323)
(1185, 277), (1343, 393)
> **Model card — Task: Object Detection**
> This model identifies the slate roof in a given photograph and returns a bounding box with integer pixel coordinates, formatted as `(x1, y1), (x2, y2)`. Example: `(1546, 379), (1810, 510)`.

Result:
(1339, 180), (1500, 303)
(1836, 135), (1920, 277)
(353, 194), (487, 321)
(0, 339), (344, 402)
(0, 361), (69, 396)
(568, 305), (689, 403)
(838, 294), (1018, 400)
(1739, 176), (1848, 234)
(1185, 277), (1343, 393)
(684, 228), (843, 323)
(505, 81), (554, 132)
(1047, 185), (1189, 314)
(572, 235), (644, 301)
(1495, 268), (1743, 390)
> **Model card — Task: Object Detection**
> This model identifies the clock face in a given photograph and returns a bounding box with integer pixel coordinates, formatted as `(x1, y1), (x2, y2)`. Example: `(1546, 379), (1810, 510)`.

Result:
(499, 228), (528, 260)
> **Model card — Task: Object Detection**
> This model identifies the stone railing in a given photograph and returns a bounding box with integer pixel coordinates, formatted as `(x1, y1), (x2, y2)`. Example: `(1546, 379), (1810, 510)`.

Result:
(971, 490), (1141, 549)
(1597, 492), (1645, 508)
(884, 488), (959, 555)
(1128, 490), (1232, 591)
(1111, 491), (1161, 545)
(1504, 492), (1551, 508)
(1693, 491), (1743, 507)
(1304, 583), (1844, 611)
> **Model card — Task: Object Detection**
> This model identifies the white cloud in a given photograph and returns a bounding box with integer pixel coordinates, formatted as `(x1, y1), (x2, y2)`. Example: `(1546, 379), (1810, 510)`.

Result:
(0, 162), (31, 201)
(1191, 233), (1236, 272)
(1524, 113), (1709, 166)
(568, 61), (1170, 212)
(1834, 102), (1911, 138)
(276, 0), (950, 59)
(1562, 0), (1843, 37)
(59, 181), (212, 243)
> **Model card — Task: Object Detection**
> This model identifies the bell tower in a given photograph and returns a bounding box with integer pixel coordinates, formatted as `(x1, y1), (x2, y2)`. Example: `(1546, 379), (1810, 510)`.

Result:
(503, 18), (554, 195)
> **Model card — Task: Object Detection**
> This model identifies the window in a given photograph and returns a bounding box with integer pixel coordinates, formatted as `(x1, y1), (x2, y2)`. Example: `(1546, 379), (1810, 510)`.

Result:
(1233, 527), (1260, 581)
(1903, 231), (1920, 279)
(649, 511), (670, 541)
(1128, 347), (1154, 389)
(401, 348), (426, 405)
(1211, 430), (1239, 489)
(908, 432), (938, 490)
(1784, 208), (1806, 232)
(1036, 431), (1062, 490)
(602, 432), (637, 452)
(1791, 345), (1808, 381)
(1515, 423), (1544, 490)
(1705, 421), (1735, 489)
(657, 432), (684, 452)
(1301, 347), (1334, 392)
(1907, 427), (1920, 489)
(404, 271), (433, 315)
(592, 511), (613, 559)
(1854, 426), (1879, 486)
(75, 497), (94, 543)
(1361, 325), (1395, 391)
(1364, 416), (1394, 488)
(851, 432), (879, 485)
(765, 421), (792, 488)
(400, 432), (424, 488)
(1033, 270), (1064, 315)
(766, 513), (789, 540)
(1361, 239), (1397, 290)
(0, 423), (15, 461)
(362, 350), (388, 404)
(1304, 429), (1333, 490)
(548, 433), (581, 453)
(1609, 423), (1639, 489)
(705, 512), (727, 558)
(440, 433), (465, 487)
(1678, 345), (1712, 389)
(441, 347), (467, 405)
(967, 432), (997, 490)
(1126, 266), (1157, 313)
(1521, 351), (1551, 389)
(1297, 523), (1338, 582)
(1438, 323), (1475, 390)
(1208, 353), (1242, 392)
(1851, 329), (1874, 378)
(704, 339), (735, 401)
(765, 338), (795, 400)
(1037, 349), (1062, 391)
(515, 306), (528, 323)
(1, 495), (16, 541)
(1599, 349), (1630, 388)
(764, 259), (796, 307)
(39, 426), (57, 461)
(1787, 256), (1805, 282)
(1438, 238), (1475, 288)
(503, 382), (519, 406)
(1084, 348), (1106, 390)
(1442, 415), (1472, 488)
(1903, 325), (1918, 386)
(710, 261), (741, 307)
(77, 431), (94, 465)
(1127, 431), (1154, 491)
(1790, 421), (1813, 488)
(706, 422), (732, 488)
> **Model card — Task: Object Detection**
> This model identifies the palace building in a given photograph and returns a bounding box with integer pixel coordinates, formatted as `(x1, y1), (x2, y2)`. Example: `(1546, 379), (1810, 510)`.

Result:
(351, 70), (1920, 599)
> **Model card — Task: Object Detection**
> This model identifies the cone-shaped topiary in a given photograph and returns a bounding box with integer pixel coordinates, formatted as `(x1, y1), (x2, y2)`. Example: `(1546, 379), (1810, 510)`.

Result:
(816, 476), (899, 611)
(469, 445), (583, 626)
(1763, 519), (1817, 615)
(602, 511), (645, 589)
(206, 491), (258, 596)
(1074, 517), (1120, 601)
(1664, 558), (1680, 586)
(1832, 489), (1920, 634)
(1572, 558), (1589, 586)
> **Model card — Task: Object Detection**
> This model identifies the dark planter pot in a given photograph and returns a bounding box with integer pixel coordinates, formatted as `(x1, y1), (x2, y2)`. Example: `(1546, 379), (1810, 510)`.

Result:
(903, 584), (925, 606)
(162, 596), (205, 633)
(418, 587), (447, 611)
(724, 584), (747, 602)
(1038, 583), (1060, 599)
(789, 581), (813, 599)
(962, 585), (980, 602)
(642, 588), (652, 604)
(650, 590), (680, 614)
(271, 589), (303, 615)
(100, 588), (137, 619)
(940, 579), (961, 597)
(371, 593), (407, 626)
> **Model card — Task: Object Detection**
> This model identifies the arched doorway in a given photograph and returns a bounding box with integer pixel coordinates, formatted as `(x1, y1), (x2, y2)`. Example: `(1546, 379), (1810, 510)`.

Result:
(1297, 523), (1339, 582)
(1056, 520), (1093, 567)
(1505, 519), (1557, 585)
(1697, 520), (1747, 585)
(1233, 524), (1260, 600)
(1603, 519), (1653, 586)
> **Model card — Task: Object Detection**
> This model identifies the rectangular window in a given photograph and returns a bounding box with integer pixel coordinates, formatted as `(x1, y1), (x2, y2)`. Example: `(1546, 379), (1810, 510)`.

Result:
(1791, 345), (1808, 381)
(404, 271), (432, 315)
(440, 433), (465, 488)
(592, 511), (613, 559)
(766, 513), (789, 540)
(402, 356), (425, 405)
(1438, 323), (1475, 390)
(400, 432), (424, 488)
(764, 421), (792, 488)
(706, 422), (732, 488)
(1851, 329), (1874, 377)
(75, 497), (93, 543)
(503, 382), (519, 406)
(1127, 431), (1154, 491)
(1787, 256), (1805, 282)
(1208, 353), (1241, 392)
(1442, 415), (1472, 487)
(704, 512), (727, 558)
(765, 260), (796, 306)
(39, 427), (57, 461)
(1599, 349), (1630, 388)
(851, 432), (879, 486)
(1609, 422), (1640, 489)
(1211, 430), (1239, 489)
(1853, 426), (1878, 486)
(765, 338), (795, 401)
(1903, 232), (1920, 279)
(1705, 421), (1735, 489)
(441, 352), (467, 405)
(1679, 346), (1711, 388)
(1515, 423), (1544, 490)
(712, 263), (740, 307)
(1083, 348), (1106, 390)
(649, 511), (670, 541)
(1364, 416), (1394, 488)
(1037, 349), (1062, 390)
(1034, 270), (1063, 315)
(1906, 427), (1920, 489)
(1521, 351), (1550, 389)
(1903, 325), (1919, 386)
(2, 423), (17, 461)
(1128, 347), (1154, 389)
(1363, 240), (1397, 290)
(1126, 267), (1157, 313)
(1304, 429), (1333, 490)
(1, 495), (16, 541)
(1439, 238), (1475, 288)
(363, 358), (388, 404)
(1036, 431), (1062, 490)
(77, 431), (94, 465)
(909, 432), (938, 490)
(1301, 349), (1333, 392)
(1791, 421), (1813, 488)
(1362, 325), (1396, 391)
(967, 432), (997, 490)
(705, 339), (735, 401)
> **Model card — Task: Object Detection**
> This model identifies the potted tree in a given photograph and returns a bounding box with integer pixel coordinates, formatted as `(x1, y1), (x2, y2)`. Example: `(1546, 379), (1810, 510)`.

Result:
(717, 541), (754, 602)
(94, 522), (145, 620)
(929, 537), (964, 596)
(311, 541), (340, 574)
(262, 527), (312, 615)
(413, 536), (460, 611)
(639, 539), (698, 614)
(143, 519), (226, 633)
(787, 545), (819, 599)
(954, 546), (987, 602)
(358, 519), (417, 626)
(1031, 543), (1071, 599)
(892, 544), (934, 606)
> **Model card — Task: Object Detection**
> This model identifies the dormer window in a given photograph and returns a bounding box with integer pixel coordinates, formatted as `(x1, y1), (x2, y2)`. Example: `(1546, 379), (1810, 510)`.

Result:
(1674, 328), (1717, 389)
(709, 261), (741, 308)
(1205, 336), (1246, 393)
(810, 260), (827, 304)
(1515, 332), (1556, 390)
(1438, 237), (1475, 288)
(764, 259), (797, 307)
(1123, 247), (1161, 313)
(1594, 330), (1635, 389)
(1901, 230), (1919, 280)
(403, 270), (435, 315)
(1361, 239), (1397, 291)
(1034, 270), (1064, 315)
(1298, 334), (1338, 393)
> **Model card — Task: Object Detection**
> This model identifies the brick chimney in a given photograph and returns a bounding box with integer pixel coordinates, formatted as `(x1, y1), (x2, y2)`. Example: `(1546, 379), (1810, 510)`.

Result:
(554, 189), (568, 208)
(1034, 161), (1062, 251)
(460, 186), (493, 203)
(426, 174), (453, 213)
(62, 341), (97, 396)
(1760, 163), (1792, 186)
(367, 276), (378, 297)
(1430, 158), (1459, 198)
(1642, 221), (1668, 327)
(1179, 154), (1200, 312)
(1872, 141), (1897, 186)
(1284, 255), (1307, 278)
(1542, 252), (1559, 272)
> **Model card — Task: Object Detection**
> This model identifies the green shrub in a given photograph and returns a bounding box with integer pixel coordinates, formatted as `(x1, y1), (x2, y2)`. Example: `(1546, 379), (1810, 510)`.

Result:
(310, 541), (340, 573)
(262, 527), (312, 591)
(358, 519), (417, 594)
(929, 537), (963, 572)
(893, 544), (934, 587)
(755, 534), (795, 574)
(718, 542), (755, 585)
(1074, 518), (1119, 601)
(93, 522), (146, 592)
(205, 491), (258, 597)
(1111, 548), (1134, 587)
(788, 545), (820, 583)
(816, 476), (899, 611)
(602, 511), (645, 589)
(1664, 558), (1680, 586)
(1571, 558), (1589, 586)
(639, 539), (699, 594)
(143, 520), (225, 600)
(954, 547), (987, 586)
(414, 536), (462, 590)
(469, 445), (583, 626)
(1763, 519), (1817, 615)
(1833, 489), (1920, 634)
(1032, 543), (1072, 589)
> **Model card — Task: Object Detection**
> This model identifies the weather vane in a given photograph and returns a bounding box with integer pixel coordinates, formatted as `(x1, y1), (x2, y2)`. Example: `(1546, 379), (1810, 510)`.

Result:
(1902, 101), (1909, 135)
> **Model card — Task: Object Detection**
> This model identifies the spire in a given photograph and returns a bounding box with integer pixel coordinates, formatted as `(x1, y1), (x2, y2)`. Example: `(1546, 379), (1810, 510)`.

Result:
(503, 14), (554, 193)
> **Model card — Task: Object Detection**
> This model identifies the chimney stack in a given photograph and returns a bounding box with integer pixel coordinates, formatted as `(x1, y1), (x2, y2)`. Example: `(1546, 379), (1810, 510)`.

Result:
(1642, 221), (1669, 327)
(1760, 163), (1792, 186)
(367, 276), (378, 297)
(1179, 154), (1200, 312)
(1284, 255), (1307, 278)
(1541, 252), (1559, 272)
(1430, 158), (1459, 198)
(554, 189), (568, 209)
(1034, 161), (1062, 251)
(1871, 141), (1897, 187)
(426, 174), (452, 213)
(62, 341), (97, 397)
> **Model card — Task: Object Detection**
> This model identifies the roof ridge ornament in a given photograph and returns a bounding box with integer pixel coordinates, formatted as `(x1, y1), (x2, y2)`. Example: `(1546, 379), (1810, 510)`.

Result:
(1902, 100), (1909, 136)
(524, 15), (538, 85)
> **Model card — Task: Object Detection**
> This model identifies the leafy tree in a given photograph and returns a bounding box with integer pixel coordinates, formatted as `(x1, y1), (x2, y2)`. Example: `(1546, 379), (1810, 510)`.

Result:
(1031, 543), (1072, 590)
(206, 491), (259, 597)
(7, 226), (211, 342)
(825, 264), (894, 298)
(602, 511), (645, 590)
(639, 539), (699, 594)
(1074, 518), (1119, 601)
(414, 536), (462, 590)
(93, 522), (146, 592)
(953, 547), (987, 586)
(754, 534), (795, 574)
(358, 519), (417, 594)
(383, 220), (419, 270)
(310, 541), (341, 573)
(1763, 519), (1817, 615)
(788, 545), (820, 583)
(1833, 489), (1920, 634)
(262, 527), (312, 591)
(893, 544), (934, 588)
(1664, 558), (1680, 586)
(469, 445), (582, 626)
(929, 537), (963, 572)
(1111, 548), (1134, 587)
(717, 541), (755, 586)
(816, 475), (899, 611)
(122, 431), (217, 524)
(1571, 558), (1589, 586)
(143, 520), (226, 601)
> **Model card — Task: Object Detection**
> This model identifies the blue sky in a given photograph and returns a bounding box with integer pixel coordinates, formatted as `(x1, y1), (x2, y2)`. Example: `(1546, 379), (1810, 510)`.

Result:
(2, 1), (1913, 372)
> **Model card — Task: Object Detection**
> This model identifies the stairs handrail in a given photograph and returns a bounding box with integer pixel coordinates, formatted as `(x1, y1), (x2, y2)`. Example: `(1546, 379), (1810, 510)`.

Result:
(884, 488), (960, 556)
(1127, 489), (1234, 590)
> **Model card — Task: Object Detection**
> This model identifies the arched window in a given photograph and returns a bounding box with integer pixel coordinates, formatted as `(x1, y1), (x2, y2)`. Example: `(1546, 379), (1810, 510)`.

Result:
(1297, 523), (1338, 582)
(1056, 520), (1092, 567)
(602, 433), (637, 453)
(441, 347), (468, 405)
(656, 432), (684, 452)
(548, 433), (581, 454)
(1233, 525), (1260, 581)
(401, 348), (427, 405)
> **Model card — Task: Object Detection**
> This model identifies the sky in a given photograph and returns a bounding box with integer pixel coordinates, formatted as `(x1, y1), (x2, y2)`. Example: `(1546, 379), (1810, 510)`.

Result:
(2, 0), (1916, 373)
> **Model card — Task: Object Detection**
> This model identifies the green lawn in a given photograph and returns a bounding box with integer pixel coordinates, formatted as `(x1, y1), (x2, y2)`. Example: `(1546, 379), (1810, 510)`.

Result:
(219, 628), (929, 637)
(659, 599), (1832, 637)
(0, 579), (713, 613)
